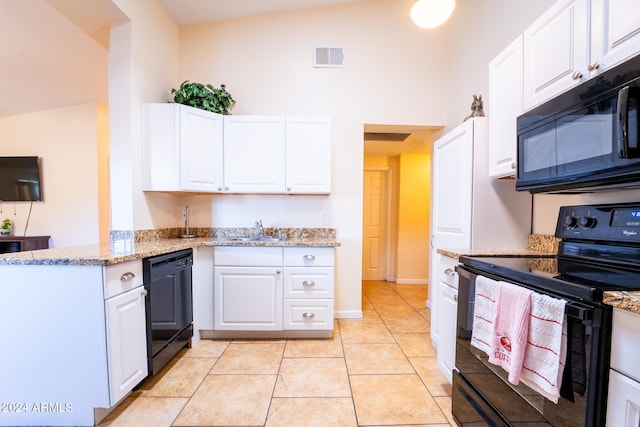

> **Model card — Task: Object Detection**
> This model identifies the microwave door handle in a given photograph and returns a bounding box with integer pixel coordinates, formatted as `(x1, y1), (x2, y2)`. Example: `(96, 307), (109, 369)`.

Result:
(617, 86), (630, 158)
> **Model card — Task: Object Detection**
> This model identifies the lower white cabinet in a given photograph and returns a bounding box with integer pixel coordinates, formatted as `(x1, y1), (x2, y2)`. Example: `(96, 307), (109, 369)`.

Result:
(214, 266), (283, 330)
(435, 254), (459, 383)
(105, 285), (148, 404)
(212, 246), (335, 335)
(606, 308), (640, 426)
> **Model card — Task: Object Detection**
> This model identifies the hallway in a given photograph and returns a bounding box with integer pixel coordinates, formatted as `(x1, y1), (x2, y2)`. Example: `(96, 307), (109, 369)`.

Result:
(99, 281), (452, 426)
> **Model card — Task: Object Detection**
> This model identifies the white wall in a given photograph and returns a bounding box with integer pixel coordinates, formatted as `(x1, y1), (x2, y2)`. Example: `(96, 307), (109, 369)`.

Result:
(0, 103), (102, 247)
(173, 0), (450, 316)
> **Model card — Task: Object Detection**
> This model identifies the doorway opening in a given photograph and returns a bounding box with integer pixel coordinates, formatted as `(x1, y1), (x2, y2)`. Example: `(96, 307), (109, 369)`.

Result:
(362, 125), (438, 288)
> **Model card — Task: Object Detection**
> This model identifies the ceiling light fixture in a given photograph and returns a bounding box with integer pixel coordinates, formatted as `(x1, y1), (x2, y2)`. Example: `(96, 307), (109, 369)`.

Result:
(410, 0), (456, 29)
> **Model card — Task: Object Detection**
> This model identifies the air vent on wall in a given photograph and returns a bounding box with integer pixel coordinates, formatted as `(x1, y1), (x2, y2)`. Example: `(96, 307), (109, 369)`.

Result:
(314, 46), (344, 68)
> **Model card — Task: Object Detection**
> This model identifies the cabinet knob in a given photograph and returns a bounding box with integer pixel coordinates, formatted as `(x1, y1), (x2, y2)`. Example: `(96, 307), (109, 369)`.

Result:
(572, 70), (583, 80)
(588, 61), (600, 71)
(303, 255), (316, 261)
(218, 187), (222, 191)
(276, 269), (282, 275)
(141, 289), (148, 297)
(302, 280), (316, 287)
(120, 272), (135, 281)
(287, 187), (291, 191)
(454, 294), (458, 302)
(302, 312), (315, 320)
(511, 161), (516, 170)
(224, 187), (229, 191)
(444, 268), (455, 277)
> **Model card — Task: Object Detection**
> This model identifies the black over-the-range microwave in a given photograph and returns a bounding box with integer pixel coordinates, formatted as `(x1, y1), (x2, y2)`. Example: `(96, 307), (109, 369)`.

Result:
(516, 52), (640, 194)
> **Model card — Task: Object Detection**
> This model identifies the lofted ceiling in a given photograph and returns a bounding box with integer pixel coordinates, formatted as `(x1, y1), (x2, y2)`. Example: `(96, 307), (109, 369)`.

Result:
(1, 0), (435, 156)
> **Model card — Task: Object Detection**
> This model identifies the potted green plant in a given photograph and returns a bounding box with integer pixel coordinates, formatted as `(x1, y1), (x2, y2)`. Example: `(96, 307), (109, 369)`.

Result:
(1, 218), (13, 236)
(171, 80), (236, 115)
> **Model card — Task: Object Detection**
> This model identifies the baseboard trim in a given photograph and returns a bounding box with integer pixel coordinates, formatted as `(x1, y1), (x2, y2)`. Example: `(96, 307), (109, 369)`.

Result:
(334, 310), (363, 319)
(395, 279), (429, 285)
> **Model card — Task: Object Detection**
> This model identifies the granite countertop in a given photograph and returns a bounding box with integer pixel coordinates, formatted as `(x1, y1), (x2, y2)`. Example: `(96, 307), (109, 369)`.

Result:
(603, 291), (640, 315)
(0, 229), (340, 266)
(436, 234), (560, 260)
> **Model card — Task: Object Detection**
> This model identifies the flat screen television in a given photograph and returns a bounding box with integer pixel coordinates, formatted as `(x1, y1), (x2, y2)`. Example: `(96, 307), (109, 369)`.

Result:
(0, 156), (42, 201)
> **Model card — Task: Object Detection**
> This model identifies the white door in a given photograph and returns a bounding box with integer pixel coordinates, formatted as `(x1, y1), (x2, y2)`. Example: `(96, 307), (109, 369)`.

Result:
(214, 266), (283, 330)
(362, 170), (388, 280)
(105, 286), (148, 405)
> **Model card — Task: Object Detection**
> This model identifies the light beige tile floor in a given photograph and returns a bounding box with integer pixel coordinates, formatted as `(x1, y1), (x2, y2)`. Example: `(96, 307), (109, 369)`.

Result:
(98, 280), (453, 427)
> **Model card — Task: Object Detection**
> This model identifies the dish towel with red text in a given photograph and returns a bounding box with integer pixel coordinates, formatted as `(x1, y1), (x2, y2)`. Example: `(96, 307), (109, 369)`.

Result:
(488, 281), (533, 384)
(520, 292), (567, 403)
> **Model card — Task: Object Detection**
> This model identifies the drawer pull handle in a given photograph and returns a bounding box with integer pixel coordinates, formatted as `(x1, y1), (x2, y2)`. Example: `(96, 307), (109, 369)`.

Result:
(120, 272), (136, 281)
(303, 280), (316, 287)
(303, 255), (316, 261)
(302, 312), (315, 320)
(444, 268), (455, 277)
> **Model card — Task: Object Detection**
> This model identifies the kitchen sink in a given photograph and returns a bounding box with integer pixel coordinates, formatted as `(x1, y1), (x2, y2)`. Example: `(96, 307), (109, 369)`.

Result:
(224, 236), (286, 242)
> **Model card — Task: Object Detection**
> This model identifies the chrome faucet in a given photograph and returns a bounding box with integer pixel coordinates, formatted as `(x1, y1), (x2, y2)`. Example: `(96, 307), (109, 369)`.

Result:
(254, 220), (264, 237)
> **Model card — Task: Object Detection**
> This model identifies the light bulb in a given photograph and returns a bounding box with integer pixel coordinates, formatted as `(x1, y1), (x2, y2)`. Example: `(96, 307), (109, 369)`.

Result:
(410, 0), (456, 29)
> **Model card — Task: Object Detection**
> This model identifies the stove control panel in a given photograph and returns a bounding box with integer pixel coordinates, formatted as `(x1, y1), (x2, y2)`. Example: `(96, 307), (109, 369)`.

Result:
(556, 203), (640, 243)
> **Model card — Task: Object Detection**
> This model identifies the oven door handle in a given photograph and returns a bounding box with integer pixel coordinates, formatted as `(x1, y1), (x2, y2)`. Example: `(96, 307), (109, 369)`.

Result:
(565, 302), (593, 322)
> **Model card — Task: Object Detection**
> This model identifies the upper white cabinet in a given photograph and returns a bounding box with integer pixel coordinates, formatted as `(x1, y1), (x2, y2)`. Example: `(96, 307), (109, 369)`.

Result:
(142, 105), (332, 194)
(285, 117), (332, 194)
(523, 0), (640, 110)
(223, 115), (286, 193)
(142, 103), (224, 192)
(488, 36), (523, 178)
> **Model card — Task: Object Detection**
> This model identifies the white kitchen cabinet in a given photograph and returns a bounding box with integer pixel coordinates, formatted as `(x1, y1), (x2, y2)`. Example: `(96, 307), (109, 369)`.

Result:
(192, 246), (215, 341)
(606, 308), (640, 426)
(213, 247), (283, 330)
(429, 118), (531, 347)
(105, 285), (148, 405)
(0, 261), (148, 426)
(435, 254), (458, 383)
(142, 103), (224, 192)
(523, 0), (640, 110)
(488, 36), (523, 178)
(223, 115), (286, 193)
(285, 116), (332, 193)
(211, 246), (334, 336)
(283, 247), (335, 331)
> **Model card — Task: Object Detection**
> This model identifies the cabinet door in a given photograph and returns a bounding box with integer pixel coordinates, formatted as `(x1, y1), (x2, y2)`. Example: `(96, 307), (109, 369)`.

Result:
(223, 116), (286, 193)
(523, 0), (588, 110)
(214, 266), (283, 330)
(590, 0), (640, 76)
(606, 370), (640, 427)
(431, 120), (473, 250)
(105, 286), (148, 405)
(285, 116), (332, 194)
(489, 36), (522, 178)
(437, 282), (458, 383)
(179, 105), (224, 192)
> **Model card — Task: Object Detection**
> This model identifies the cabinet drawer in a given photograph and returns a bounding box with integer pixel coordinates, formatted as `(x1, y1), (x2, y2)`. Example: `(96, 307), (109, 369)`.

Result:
(284, 267), (334, 298)
(214, 246), (283, 266)
(104, 260), (143, 299)
(284, 247), (334, 266)
(283, 299), (334, 330)
(439, 255), (458, 288)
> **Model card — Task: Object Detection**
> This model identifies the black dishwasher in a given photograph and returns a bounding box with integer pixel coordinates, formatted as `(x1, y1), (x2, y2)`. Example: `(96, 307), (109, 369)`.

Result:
(143, 248), (193, 376)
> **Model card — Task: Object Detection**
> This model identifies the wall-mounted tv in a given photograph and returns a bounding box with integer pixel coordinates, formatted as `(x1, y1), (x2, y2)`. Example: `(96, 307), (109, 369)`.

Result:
(0, 157), (42, 201)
